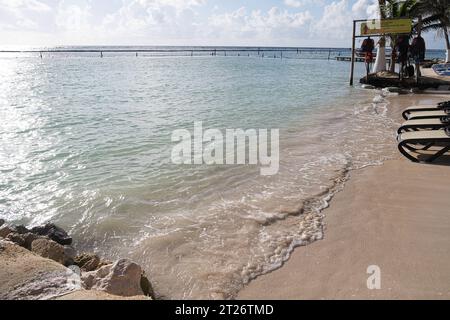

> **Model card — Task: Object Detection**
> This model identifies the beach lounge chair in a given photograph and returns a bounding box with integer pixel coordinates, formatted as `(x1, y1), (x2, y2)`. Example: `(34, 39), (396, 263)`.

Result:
(397, 117), (450, 134)
(433, 64), (450, 77)
(402, 101), (450, 120)
(398, 128), (450, 163)
(406, 110), (450, 120)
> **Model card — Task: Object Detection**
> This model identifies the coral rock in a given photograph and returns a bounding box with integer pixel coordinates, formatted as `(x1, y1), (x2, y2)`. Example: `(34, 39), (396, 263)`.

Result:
(0, 226), (14, 239)
(82, 259), (144, 297)
(31, 224), (72, 246)
(140, 272), (155, 298)
(63, 246), (77, 266)
(13, 225), (30, 235)
(6, 233), (27, 247)
(0, 240), (81, 300)
(6, 232), (41, 250)
(31, 238), (66, 265)
(74, 253), (101, 272)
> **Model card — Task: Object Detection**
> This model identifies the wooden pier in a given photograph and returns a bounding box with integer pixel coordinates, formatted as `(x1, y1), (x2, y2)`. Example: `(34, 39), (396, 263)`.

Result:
(360, 67), (450, 90)
(337, 56), (364, 62)
(337, 56), (392, 63)
(0, 47), (352, 61)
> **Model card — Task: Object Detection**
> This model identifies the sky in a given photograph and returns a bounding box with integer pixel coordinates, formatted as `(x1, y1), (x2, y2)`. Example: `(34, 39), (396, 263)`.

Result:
(0, 0), (446, 49)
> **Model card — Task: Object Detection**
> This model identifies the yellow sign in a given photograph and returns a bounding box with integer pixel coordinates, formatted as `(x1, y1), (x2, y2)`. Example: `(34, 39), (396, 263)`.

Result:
(361, 19), (412, 35)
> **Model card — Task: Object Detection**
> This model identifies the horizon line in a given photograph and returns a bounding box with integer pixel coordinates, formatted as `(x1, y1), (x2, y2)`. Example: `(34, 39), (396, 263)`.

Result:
(0, 44), (447, 52)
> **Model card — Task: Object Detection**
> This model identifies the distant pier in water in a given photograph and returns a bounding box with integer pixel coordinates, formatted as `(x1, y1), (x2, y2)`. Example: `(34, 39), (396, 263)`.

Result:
(0, 47), (353, 61)
(336, 56), (392, 63)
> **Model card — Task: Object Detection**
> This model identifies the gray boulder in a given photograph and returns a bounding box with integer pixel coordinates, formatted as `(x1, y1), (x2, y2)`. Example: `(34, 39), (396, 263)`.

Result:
(0, 219), (4, 227)
(23, 233), (41, 250)
(140, 272), (154, 298)
(6, 232), (40, 250)
(82, 259), (144, 297)
(63, 246), (77, 266)
(74, 253), (101, 272)
(31, 224), (72, 246)
(13, 225), (30, 234)
(0, 226), (13, 239)
(6, 233), (27, 247)
(31, 238), (67, 265)
(0, 240), (81, 300)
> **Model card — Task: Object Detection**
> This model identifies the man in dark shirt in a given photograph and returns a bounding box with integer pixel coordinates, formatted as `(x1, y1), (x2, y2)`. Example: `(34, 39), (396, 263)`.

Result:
(396, 35), (410, 80)
(410, 35), (426, 80)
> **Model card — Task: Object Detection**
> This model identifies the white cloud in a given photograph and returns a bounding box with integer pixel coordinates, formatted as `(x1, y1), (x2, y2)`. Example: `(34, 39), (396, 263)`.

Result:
(208, 6), (313, 44)
(0, 0), (443, 49)
(0, 0), (51, 12)
(0, 0), (51, 31)
(314, 0), (350, 37)
(352, 0), (379, 19)
(55, 2), (92, 32)
(144, 0), (207, 12)
(310, 0), (378, 45)
(284, 0), (303, 8)
(284, 0), (324, 8)
(94, 0), (206, 43)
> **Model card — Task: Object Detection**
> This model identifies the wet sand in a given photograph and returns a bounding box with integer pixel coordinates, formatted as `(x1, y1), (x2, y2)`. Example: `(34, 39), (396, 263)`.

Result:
(238, 94), (450, 300)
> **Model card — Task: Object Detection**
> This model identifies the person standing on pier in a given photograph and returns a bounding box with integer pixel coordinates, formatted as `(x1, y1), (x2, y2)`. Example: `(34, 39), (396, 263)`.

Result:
(410, 34), (426, 83)
(361, 37), (375, 79)
(396, 35), (410, 80)
(373, 37), (386, 73)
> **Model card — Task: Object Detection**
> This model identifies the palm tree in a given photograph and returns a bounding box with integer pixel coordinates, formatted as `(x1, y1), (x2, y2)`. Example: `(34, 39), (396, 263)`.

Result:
(417, 0), (450, 62)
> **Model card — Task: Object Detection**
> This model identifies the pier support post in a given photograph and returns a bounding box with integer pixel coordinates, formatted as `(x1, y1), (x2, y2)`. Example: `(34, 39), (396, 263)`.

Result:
(350, 20), (356, 86)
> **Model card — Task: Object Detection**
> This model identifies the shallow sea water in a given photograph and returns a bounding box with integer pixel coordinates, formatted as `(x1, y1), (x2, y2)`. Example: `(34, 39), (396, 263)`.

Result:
(0, 48), (404, 299)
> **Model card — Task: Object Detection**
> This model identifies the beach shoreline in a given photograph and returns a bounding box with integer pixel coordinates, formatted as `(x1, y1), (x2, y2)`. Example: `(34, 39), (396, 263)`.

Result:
(237, 93), (450, 300)
(1, 92), (450, 300)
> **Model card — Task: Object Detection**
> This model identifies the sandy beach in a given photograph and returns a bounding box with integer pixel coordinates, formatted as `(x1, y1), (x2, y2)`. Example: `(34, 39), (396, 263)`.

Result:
(238, 93), (450, 300)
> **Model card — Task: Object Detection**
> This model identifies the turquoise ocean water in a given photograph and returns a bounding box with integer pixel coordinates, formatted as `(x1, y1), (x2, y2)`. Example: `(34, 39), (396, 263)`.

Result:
(0, 47), (445, 299)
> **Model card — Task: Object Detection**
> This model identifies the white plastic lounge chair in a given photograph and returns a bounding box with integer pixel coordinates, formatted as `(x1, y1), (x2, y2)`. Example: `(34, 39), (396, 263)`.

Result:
(402, 101), (450, 120)
(433, 64), (450, 77)
(398, 128), (450, 163)
(406, 110), (450, 120)
(397, 117), (450, 134)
